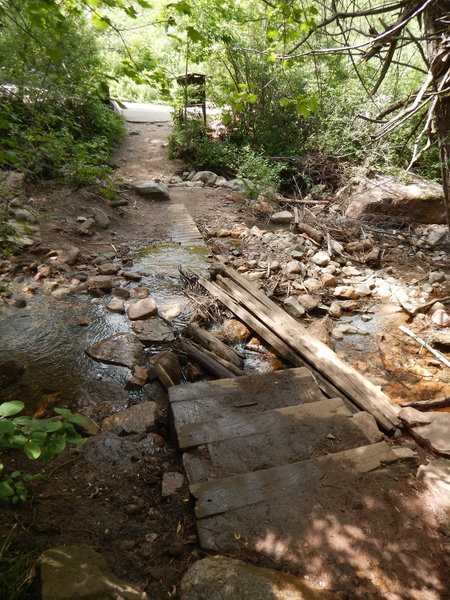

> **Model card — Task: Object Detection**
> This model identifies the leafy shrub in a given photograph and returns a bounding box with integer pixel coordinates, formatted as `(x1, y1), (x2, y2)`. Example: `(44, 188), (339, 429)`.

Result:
(0, 401), (86, 504)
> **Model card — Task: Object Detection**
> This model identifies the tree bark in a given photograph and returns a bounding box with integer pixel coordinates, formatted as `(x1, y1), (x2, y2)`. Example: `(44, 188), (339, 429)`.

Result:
(425, 1), (450, 232)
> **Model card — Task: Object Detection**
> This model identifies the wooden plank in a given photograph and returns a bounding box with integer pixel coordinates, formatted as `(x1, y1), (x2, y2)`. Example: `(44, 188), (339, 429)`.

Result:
(180, 340), (239, 379)
(184, 323), (243, 368)
(214, 271), (400, 430)
(191, 274), (348, 405)
(177, 397), (349, 449)
(190, 441), (398, 518)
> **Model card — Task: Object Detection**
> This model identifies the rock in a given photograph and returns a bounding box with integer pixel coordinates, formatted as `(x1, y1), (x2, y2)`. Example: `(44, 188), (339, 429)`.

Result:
(169, 175), (183, 184)
(308, 320), (332, 347)
(298, 294), (320, 312)
(148, 351), (181, 385)
(14, 208), (36, 223)
(425, 227), (449, 248)
(97, 262), (119, 275)
(321, 273), (337, 287)
(90, 207), (110, 229)
(162, 472), (185, 496)
(227, 192), (246, 204)
(311, 251), (330, 267)
(72, 380), (129, 421)
(83, 432), (158, 466)
(130, 286), (150, 299)
(304, 278), (322, 292)
(78, 217), (96, 234)
(223, 178), (252, 194)
(37, 545), (147, 600)
(345, 172), (447, 224)
(109, 199), (128, 207)
(351, 411), (383, 443)
(399, 407), (450, 455)
(192, 171), (218, 186)
(253, 201), (273, 214)
(132, 181), (170, 201)
(123, 271), (142, 282)
(106, 297), (125, 313)
(221, 319), (251, 343)
(42, 281), (58, 294)
(10, 298), (27, 308)
(333, 285), (360, 299)
(159, 303), (182, 320)
(215, 176), (227, 186)
(101, 401), (160, 434)
(86, 333), (144, 368)
(4, 171), (25, 191)
(128, 297), (158, 320)
(0, 359), (24, 388)
(61, 246), (80, 266)
(113, 287), (131, 300)
(88, 275), (114, 292)
(431, 309), (450, 327)
(179, 556), (339, 600)
(51, 287), (73, 299)
(132, 317), (175, 345)
(283, 296), (306, 318)
(328, 301), (342, 318)
(142, 380), (169, 404)
(285, 260), (302, 275)
(271, 211), (293, 224)
(417, 458), (450, 510)
(124, 365), (148, 389)
(71, 315), (91, 326)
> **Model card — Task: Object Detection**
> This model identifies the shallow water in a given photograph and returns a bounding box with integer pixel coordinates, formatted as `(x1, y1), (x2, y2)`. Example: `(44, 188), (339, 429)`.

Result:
(0, 243), (211, 414)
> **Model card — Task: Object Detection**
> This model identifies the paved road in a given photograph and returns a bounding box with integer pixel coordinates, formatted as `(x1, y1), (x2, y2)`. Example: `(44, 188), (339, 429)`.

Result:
(112, 101), (173, 123)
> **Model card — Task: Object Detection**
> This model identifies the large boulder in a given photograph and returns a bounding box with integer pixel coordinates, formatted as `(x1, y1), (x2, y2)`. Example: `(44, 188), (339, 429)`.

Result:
(131, 317), (175, 344)
(399, 407), (450, 456)
(101, 401), (160, 435)
(37, 545), (147, 600)
(179, 556), (339, 600)
(132, 181), (170, 201)
(85, 333), (144, 368)
(344, 172), (446, 224)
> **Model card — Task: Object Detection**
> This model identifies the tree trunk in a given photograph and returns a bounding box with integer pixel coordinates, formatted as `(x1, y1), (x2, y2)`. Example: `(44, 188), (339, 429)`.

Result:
(425, 1), (450, 232)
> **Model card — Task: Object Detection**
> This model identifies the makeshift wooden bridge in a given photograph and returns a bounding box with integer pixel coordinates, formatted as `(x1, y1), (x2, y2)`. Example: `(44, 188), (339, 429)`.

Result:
(169, 266), (403, 557)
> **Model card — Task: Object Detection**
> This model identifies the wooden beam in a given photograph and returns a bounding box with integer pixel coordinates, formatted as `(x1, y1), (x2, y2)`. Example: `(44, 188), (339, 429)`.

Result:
(180, 339), (241, 379)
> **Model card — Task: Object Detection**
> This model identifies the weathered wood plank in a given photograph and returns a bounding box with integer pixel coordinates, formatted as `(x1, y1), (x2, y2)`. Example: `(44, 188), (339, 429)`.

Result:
(180, 339), (239, 379)
(207, 270), (399, 430)
(184, 323), (244, 368)
(177, 397), (349, 449)
(190, 441), (398, 518)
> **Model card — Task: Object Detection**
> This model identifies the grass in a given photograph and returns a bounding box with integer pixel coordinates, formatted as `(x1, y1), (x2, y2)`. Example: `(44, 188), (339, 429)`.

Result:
(0, 525), (36, 600)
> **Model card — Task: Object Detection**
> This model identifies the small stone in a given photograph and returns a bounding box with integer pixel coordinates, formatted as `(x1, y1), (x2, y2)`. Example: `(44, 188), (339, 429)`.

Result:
(61, 246), (80, 266)
(123, 271), (142, 282)
(125, 365), (149, 389)
(159, 304), (182, 320)
(78, 217), (96, 234)
(334, 285), (360, 299)
(101, 401), (159, 434)
(88, 275), (113, 291)
(106, 297), (125, 313)
(10, 298), (27, 308)
(286, 260), (302, 274)
(90, 207), (110, 229)
(431, 309), (450, 327)
(271, 211), (293, 224)
(51, 287), (72, 299)
(253, 201), (273, 214)
(97, 262), (119, 275)
(284, 296), (306, 318)
(113, 287), (131, 300)
(42, 281), (59, 294)
(298, 294), (320, 312)
(221, 319), (251, 343)
(351, 412), (383, 443)
(132, 181), (170, 201)
(192, 171), (218, 186)
(304, 278), (322, 292)
(328, 301), (342, 318)
(128, 297), (158, 320)
(71, 316), (91, 326)
(321, 272), (337, 287)
(311, 251), (330, 267)
(162, 472), (184, 496)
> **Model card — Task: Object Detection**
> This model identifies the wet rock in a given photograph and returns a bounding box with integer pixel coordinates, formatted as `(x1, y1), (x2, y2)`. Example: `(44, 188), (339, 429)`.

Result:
(123, 271), (142, 282)
(51, 287), (72, 299)
(97, 262), (119, 275)
(113, 286), (131, 300)
(37, 545), (148, 600)
(431, 309), (450, 327)
(86, 333), (144, 368)
(0, 359), (24, 388)
(72, 380), (129, 421)
(298, 294), (320, 313)
(271, 210), (293, 224)
(128, 297), (158, 320)
(344, 172), (446, 224)
(192, 171), (218, 186)
(101, 401), (160, 435)
(142, 381), (169, 405)
(148, 351), (181, 385)
(308, 320), (332, 348)
(311, 251), (330, 267)
(83, 432), (158, 466)
(180, 556), (339, 600)
(185, 361), (203, 381)
(9, 297), (26, 308)
(159, 303), (182, 320)
(132, 317), (175, 345)
(221, 319), (251, 343)
(78, 217), (96, 234)
(71, 316), (91, 326)
(88, 275), (113, 292)
(133, 181), (170, 201)
(90, 207), (110, 229)
(61, 246), (80, 266)
(283, 296), (306, 318)
(417, 459), (450, 510)
(41, 280), (58, 295)
(130, 286), (150, 299)
(124, 365), (148, 389)
(333, 285), (360, 299)
(162, 472), (185, 496)
(106, 297), (125, 313)
(399, 407), (450, 456)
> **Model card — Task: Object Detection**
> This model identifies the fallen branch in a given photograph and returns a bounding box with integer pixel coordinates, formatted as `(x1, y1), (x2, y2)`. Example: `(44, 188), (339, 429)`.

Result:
(398, 325), (450, 368)
(401, 395), (450, 410)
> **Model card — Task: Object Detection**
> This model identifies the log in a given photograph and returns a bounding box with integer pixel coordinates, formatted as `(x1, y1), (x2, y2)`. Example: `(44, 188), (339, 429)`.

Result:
(184, 323), (243, 369)
(401, 396), (450, 410)
(215, 272), (399, 430)
(180, 339), (240, 379)
(293, 222), (323, 243)
(151, 364), (175, 389)
(411, 295), (450, 315)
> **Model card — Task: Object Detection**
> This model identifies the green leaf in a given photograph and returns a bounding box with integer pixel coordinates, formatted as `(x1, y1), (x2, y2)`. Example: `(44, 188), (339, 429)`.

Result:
(267, 51), (277, 63)
(0, 481), (14, 500)
(279, 97), (293, 107)
(246, 94), (257, 104)
(266, 29), (278, 40)
(169, 1), (192, 15)
(0, 420), (15, 435)
(91, 14), (111, 30)
(186, 26), (203, 43)
(53, 407), (71, 417)
(24, 441), (42, 460)
(0, 401), (24, 417)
